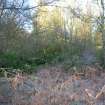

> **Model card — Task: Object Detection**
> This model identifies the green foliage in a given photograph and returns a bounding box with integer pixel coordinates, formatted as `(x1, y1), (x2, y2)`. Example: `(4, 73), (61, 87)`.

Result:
(0, 52), (19, 68)
(35, 44), (62, 64)
(96, 48), (105, 67)
(0, 52), (37, 73)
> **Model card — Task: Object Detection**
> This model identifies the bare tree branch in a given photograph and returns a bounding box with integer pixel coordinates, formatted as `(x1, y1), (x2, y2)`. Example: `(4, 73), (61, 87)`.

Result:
(0, 0), (59, 10)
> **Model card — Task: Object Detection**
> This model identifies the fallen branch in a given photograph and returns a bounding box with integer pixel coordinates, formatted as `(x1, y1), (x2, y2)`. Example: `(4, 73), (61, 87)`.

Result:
(85, 85), (105, 104)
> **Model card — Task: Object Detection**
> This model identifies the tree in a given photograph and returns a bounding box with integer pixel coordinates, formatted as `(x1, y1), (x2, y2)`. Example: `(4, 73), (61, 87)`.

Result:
(92, 0), (105, 65)
(100, 0), (105, 65)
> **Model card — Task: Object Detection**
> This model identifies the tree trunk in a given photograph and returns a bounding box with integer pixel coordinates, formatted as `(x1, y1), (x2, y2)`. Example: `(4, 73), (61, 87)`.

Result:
(100, 0), (105, 65)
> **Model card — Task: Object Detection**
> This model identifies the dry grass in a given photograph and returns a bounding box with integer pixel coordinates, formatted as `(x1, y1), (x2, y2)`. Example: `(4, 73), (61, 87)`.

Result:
(1, 66), (105, 105)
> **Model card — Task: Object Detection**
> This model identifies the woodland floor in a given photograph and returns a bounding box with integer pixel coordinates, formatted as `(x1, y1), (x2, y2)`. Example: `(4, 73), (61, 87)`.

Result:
(0, 66), (105, 105)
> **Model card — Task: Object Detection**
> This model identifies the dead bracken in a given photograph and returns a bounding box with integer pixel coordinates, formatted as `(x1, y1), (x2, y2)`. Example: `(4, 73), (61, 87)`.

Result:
(0, 66), (105, 105)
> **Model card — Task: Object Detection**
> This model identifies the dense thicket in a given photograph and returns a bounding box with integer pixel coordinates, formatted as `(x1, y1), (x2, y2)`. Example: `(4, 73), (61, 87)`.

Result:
(0, 0), (105, 73)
